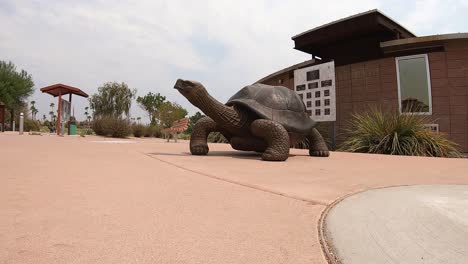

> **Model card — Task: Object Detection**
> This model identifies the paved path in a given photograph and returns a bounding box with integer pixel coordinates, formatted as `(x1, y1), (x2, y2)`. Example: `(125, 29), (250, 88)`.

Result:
(1, 133), (467, 263)
(324, 185), (468, 264)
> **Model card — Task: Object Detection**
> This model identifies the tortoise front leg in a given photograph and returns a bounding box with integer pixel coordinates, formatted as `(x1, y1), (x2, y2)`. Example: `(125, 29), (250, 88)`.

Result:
(250, 119), (289, 161)
(190, 117), (217, 155)
(308, 128), (329, 157)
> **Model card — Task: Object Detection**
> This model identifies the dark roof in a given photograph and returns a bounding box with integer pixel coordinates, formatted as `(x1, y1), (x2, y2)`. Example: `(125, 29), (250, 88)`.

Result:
(380, 33), (468, 54)
(40, 83), (89, 98)
(292, 9), (416, 65)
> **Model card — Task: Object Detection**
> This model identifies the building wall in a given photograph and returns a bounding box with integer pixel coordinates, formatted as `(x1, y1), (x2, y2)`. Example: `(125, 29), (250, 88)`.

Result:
(260, 39), (468, 152)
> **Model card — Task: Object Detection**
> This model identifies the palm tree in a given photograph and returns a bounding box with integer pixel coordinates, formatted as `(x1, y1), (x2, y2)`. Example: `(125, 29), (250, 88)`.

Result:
(30, 100), (38, 120)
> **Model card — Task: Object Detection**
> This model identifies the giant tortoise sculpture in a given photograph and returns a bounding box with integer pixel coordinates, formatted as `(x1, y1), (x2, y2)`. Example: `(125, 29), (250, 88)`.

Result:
(174, 79), (329, 161)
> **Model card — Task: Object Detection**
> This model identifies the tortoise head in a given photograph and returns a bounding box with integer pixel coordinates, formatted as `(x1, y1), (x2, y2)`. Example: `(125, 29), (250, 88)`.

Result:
(174, 79), (207, 99)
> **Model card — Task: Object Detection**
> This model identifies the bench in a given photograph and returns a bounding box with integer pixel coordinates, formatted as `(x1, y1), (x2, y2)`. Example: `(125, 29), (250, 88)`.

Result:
(161, 117), (189, 142)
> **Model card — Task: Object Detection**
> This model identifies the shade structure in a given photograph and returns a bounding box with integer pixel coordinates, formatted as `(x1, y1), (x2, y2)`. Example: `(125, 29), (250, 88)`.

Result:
(40, 83), (88, 135)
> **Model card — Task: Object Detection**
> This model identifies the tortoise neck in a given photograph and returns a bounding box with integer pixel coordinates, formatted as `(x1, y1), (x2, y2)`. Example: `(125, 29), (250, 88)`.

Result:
(194, 93), (244, 128)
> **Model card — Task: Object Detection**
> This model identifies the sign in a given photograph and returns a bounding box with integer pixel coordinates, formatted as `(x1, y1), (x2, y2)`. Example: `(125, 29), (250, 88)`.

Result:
(61, 99), (71, 122)
(294, 61), (336, 122)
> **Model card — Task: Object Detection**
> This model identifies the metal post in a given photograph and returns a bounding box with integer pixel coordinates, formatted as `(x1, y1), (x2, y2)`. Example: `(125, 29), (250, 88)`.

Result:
(12, 121), (15, 132)
(19, 113), (24, 135)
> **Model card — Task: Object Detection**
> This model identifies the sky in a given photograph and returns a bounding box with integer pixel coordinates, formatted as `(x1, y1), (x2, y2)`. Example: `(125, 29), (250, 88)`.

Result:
(1, 0), (468, 123)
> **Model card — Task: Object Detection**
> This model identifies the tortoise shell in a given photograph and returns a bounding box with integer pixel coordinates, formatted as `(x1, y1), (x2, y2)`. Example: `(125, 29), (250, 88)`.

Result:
(226, 83), (315, 133)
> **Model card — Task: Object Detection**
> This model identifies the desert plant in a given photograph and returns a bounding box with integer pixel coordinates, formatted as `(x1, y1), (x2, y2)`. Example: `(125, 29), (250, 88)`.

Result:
(92, 117), (131, 138)
(339, 109), (461, 157)
(23, 118), (40, 132)
(143, 125), (161, 137)
(132, 124), (145, 137)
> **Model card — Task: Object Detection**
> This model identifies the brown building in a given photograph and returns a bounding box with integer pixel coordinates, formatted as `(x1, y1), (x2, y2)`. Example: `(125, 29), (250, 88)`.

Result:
(257, 9), (468, 152)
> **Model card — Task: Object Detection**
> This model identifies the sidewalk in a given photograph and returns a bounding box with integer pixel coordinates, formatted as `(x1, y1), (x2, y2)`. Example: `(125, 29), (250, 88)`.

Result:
(1, 133), (467, 263)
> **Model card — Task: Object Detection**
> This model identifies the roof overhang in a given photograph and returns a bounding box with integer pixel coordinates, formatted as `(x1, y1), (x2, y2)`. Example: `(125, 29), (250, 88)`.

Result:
(40, 83), (89, 98)
(292, 9), (416, 65)
(380, 33), (468, 54)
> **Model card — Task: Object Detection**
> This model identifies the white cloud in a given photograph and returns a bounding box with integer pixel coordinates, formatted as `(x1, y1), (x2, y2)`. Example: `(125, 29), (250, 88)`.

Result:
(1, 0), (466, 122)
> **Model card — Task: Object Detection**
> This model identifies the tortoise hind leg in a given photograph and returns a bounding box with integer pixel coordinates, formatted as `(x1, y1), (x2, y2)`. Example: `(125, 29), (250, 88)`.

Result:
(250, 119), (289, 161)
(308, 128), (329, 157)
(190, 117), (217, 155)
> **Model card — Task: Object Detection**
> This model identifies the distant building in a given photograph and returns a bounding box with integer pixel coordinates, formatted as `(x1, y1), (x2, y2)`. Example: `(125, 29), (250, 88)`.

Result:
(257, 9), (468, 152)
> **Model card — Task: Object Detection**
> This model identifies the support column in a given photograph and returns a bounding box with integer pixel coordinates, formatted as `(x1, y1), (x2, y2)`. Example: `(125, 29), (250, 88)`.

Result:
(57, 91), (62, 135)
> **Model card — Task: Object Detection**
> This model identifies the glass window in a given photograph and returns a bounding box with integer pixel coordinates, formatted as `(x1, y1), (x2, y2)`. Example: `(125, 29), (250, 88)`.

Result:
(308, 82), (319, 89)
(296, 85), (306, 91)
(396, 54), (432, 113)
(315, 91), (320, 98)
(307, 70), (320, 81)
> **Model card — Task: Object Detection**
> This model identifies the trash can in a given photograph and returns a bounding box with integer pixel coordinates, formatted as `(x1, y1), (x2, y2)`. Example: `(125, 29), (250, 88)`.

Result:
(68, 118), (77, 135)
(69, 124), (77, 135)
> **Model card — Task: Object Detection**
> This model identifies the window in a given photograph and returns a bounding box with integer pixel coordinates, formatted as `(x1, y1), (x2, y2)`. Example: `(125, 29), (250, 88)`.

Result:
(298, 94), (303, 99)
(315, 109), (321, 116)
(306, 92), (312, 99)
(296, 85), (306, 91)
(324, 99), (330, 106)
(324, 108), (330, 115)
(315, 100), (321, 107)
(306, 101), (312, 107)
(396, 54), (432, 114)
(321, 80), (332, 87)
(307, 70), (320, 81)
(308, 82), (319, 89)
(324, 90), (330, 96)
(315, 91), (320, 98)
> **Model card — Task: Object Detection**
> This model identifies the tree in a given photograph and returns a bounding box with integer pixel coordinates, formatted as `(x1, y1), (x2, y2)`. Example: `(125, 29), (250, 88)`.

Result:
(136, 92), (166, 125)
(187, 111), (205, 134)
(30, 100), (38, 120)
(159, 101), (188, 128)
(136, 117), (141, 124)
(0, 61), (34, 129)
(89, 82), (136, 118)
(49, 103), (55, 122)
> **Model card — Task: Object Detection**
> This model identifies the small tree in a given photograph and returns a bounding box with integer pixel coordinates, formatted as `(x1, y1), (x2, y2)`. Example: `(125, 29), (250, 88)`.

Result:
(136, 92), (166, 125)
(89, 82), (136, 118)
(0, 61), (34, 129)
(159, 101), (188, 128)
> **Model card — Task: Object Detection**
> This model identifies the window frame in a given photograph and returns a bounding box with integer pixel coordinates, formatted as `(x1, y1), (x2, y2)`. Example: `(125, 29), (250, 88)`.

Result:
(395, 54), (433, 115)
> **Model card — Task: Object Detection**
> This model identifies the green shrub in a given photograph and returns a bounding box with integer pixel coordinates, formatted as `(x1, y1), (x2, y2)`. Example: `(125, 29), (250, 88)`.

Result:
(92, 117), (131, 138)
(208, 132), (228, 143)
(132, 124), (145, 137)
(39, 126), (50, 133)
(339, 109), (461, 157)
(144, 125), (161, 137)
(24, 119), (41, 132)
(178, 133), (190, 140)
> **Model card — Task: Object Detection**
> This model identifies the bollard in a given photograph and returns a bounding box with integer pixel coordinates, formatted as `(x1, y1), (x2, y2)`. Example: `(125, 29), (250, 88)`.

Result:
(19, 113), (24, 135)
(12, 120), (15, 132)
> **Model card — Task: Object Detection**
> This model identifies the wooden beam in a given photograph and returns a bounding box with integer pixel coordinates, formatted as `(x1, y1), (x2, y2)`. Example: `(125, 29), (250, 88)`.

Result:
(57, 91), (62, 135)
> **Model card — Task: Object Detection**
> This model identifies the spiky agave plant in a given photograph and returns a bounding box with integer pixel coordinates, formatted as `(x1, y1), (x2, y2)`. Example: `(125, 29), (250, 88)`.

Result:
(339, 108), (461, 157)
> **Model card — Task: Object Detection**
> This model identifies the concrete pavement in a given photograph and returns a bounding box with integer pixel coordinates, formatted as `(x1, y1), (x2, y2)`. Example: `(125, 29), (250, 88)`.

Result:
(1, 133), (467, 263)
(324, 185), (468, 264)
